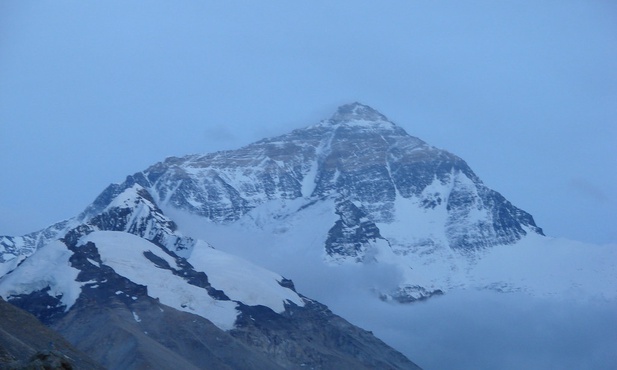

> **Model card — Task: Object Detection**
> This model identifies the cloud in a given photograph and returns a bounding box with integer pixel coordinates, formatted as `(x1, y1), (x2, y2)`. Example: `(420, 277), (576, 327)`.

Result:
(569, 177), (611, 204)
(203, 126), (237, 144)
(169, 207), (617, 370)
(232, 235), (617, 369)
(322, 290), (617, 370)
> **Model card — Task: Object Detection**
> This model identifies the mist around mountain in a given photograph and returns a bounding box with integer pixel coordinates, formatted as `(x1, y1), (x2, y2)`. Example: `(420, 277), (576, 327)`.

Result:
(1, 103), (615, 369)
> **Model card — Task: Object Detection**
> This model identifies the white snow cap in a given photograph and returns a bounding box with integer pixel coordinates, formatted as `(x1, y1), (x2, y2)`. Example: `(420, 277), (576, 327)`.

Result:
(330, 102), (389, 123)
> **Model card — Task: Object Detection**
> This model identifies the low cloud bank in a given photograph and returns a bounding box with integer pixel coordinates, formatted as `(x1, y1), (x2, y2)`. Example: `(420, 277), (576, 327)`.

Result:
(269, 250), (616, 370)
(170, 210), (617, 369)
(223, 237), (617, 369)
(318, 289), (617, 370)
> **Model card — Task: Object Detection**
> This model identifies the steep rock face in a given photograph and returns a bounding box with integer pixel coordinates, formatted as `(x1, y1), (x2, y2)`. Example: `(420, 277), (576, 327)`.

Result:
(325, 199), (388, 262)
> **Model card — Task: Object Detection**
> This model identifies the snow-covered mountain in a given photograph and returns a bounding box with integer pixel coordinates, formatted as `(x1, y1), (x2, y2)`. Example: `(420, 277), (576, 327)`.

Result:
(0, 179), (419, 369)
(56, 102), (613, 302)
(1, 102), (615, 368)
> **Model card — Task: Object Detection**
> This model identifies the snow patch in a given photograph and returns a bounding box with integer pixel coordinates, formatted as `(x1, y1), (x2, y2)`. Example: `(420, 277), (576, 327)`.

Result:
(86, 258), (100, 267)
(301, 160), (319, 198)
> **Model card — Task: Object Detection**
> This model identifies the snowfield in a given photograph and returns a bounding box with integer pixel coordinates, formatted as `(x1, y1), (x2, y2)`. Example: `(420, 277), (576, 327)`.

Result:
(0, 240), (82, 311)
(79, 230), (306, 330)
(188, 240), (305, 312)
(80, 231), (239, 330)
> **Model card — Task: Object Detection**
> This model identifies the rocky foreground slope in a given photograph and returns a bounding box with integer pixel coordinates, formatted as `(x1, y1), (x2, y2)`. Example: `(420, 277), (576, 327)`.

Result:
(0, 297), (103, 369)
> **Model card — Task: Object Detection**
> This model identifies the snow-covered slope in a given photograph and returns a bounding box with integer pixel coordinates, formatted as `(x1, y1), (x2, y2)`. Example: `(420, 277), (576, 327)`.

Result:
(0, 240), (82, 311)
(0, 185), (304, 329)
(80, 231), (240, 330)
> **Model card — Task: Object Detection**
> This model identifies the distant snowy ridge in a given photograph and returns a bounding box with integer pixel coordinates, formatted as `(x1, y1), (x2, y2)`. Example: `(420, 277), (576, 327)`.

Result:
(0, 220), (73, 276)
(0, 183), (305, 330)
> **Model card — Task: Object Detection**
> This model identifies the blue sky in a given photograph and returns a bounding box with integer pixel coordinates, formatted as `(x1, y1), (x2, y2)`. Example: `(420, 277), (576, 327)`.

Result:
(1, 3), (616, 369)
(1, 1), (616, 245)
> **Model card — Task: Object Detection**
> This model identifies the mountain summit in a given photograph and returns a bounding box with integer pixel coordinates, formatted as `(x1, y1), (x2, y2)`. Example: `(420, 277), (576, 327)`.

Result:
(329, 102), (390, 123)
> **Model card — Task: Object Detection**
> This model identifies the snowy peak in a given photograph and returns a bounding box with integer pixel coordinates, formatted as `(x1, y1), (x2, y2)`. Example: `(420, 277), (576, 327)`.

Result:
(316, 102), (406, 135)
(104, 104), (545, 302)
(131, 103), (542, 256)
(330, 102), (389, 123)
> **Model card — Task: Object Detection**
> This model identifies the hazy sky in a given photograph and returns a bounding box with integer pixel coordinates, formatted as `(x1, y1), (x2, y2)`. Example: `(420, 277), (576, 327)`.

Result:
(1, 3), (616, 369)
(1, 1), (616, 245)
